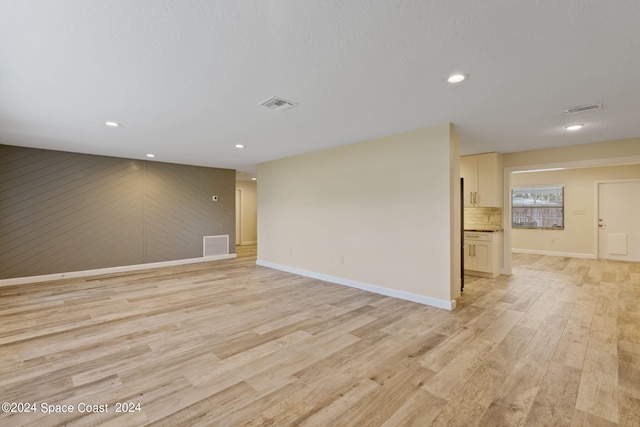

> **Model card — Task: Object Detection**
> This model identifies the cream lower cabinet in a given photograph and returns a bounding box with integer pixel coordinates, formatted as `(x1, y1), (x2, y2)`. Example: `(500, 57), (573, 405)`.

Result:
(464, 232), (501, 278)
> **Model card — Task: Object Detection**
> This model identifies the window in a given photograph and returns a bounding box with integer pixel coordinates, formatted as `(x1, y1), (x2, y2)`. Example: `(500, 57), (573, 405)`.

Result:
(512, 186), (564, 229)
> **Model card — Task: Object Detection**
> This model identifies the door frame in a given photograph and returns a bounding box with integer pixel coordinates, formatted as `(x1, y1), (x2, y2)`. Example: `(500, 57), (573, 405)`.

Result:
(502, 155), (640, 275)
(595, 178), (640, 260)
(235, 188), (242, 246)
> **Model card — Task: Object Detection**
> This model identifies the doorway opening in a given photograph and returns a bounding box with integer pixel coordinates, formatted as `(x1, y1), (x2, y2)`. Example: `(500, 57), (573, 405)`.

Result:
(235, 180), (258, 249)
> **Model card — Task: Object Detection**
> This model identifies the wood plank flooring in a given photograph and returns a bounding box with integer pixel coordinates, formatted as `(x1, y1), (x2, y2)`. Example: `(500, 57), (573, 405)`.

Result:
(1, 247), (639, 426)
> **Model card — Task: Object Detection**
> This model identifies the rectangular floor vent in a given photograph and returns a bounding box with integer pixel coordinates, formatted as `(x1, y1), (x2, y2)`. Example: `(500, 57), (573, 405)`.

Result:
(203, 235), (229, 257)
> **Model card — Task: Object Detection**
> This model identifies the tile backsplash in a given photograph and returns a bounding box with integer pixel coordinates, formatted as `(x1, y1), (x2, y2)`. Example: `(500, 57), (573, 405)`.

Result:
(464, 207), (503, 231)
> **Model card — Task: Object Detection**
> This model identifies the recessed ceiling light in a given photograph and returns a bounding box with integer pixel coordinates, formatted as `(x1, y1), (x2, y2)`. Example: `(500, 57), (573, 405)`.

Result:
(447, 73), (468, 84)
(235, 144), (245, 149)
(564, 124), (584, 131)
(146, 153), (155, 158)
(251, 177), (257, 181)
(104, 121), (120, 127)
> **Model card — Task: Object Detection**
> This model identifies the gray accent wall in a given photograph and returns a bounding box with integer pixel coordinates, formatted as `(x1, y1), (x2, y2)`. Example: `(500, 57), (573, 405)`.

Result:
(0, 145), (235, 279)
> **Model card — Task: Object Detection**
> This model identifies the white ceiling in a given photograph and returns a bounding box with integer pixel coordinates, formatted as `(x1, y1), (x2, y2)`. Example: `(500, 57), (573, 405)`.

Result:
(1, 1), (640, 175)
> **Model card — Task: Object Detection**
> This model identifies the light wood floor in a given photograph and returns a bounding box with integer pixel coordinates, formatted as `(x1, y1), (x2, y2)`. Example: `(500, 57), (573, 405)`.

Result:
(1, 247), (639, 426)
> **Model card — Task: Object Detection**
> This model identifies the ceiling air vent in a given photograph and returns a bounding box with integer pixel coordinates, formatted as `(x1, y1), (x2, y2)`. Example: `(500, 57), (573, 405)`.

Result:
(564, 103), (602, 115)
(259, 96), (297, 112)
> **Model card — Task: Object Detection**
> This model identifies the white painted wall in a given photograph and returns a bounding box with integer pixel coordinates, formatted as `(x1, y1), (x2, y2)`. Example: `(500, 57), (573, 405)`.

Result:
(257, 124), (460, 310)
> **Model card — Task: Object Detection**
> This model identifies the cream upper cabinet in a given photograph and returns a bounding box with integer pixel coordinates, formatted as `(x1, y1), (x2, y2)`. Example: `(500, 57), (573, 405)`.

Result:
(460, 152), (502, 207)
(460, 156), (476, 206)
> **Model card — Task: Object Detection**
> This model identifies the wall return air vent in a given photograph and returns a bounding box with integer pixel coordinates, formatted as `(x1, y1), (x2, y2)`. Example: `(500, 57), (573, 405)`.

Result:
(259, 96), (298, 112)
(564, 103), (602, 115)
(203, 235), (229, 257)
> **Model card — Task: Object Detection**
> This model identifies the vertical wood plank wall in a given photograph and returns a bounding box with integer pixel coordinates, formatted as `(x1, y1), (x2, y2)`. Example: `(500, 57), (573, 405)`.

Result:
(0, 145), (235, 279)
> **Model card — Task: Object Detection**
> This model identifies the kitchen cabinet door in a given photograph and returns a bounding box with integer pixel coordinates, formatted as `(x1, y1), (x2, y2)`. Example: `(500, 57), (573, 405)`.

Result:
(471, 241), (491, 272)
(460, 153), (502, 207)
(476, 153), (501, 207)
(460, 156), (476, 207)
(464, 244), (474, 270)
(464, 232), (502, 278)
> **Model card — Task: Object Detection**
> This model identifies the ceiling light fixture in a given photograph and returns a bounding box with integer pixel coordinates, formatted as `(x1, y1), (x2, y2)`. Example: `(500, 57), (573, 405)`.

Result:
(251, 177), (257, 181)
(146, 153), (155, 158)
(235, 144), (245, 149)
(104, 121), (120, 127)
(564, 124), (584, 131)
(447, 73), (467, 84)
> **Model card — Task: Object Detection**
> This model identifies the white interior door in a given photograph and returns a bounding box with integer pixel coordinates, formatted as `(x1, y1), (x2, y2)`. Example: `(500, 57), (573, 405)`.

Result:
(598, 181), (640, 261)
(235, 189), (242, 246)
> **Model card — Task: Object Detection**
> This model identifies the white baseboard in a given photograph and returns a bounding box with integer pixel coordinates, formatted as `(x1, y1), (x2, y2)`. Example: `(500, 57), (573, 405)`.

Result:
(0, 254), (237, 287)
(256, 259), (456, 311)
(511, 248), (596, 259)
